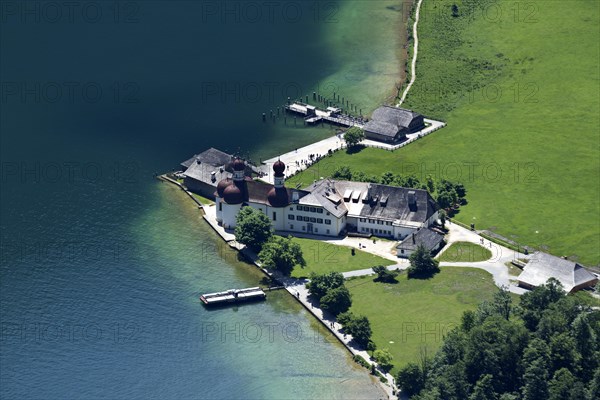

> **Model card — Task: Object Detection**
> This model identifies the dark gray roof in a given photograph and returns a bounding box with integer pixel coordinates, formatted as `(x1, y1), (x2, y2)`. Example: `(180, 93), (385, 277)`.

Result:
(371, 105), (421, 128)
(518, 252), (598, 292)
(183, 161), (230, 185)
(302, 180), (348, 218)
(181, 148), (232, 169)
(333, 181), (438, 224)
(363, 120), (401, 138)
(397, 228), (444, 252)
(364, 105), (423, 138)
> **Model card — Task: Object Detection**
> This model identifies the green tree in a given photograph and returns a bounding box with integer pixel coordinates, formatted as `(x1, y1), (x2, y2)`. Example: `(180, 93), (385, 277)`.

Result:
(306, 272), (344, 301)
(425, 174), (436, 194)
(320, 285), (352, 316)
(519, 278), (565, 330)
(373, 348), (394, 372)
(234, 206), (273, 251)
(332, 165), (353, 180)
(403, 174), (421, 188)
(548, 368), (576, 400)
(492, 287), (513, 320)
(343, 126), (365, 148)
(258, 235), (305, 275)
(436, 187), (457, 209)
(572, 314), (598, 381)
(367, 340), (377, 357)
(469, 374), (497, 400)
(345, 315), (372, 347)
(396, 362), (424, 397)
(521, 358), (549, 400)
(372, 265), (398, 283)
(336, 310), (354, 326)
(549, 332), (580, 373)
(408, 244), (440, 278)
(438, 209), (447, 227)
(380, 171), (396, 185)
(589, 367), (600, 400)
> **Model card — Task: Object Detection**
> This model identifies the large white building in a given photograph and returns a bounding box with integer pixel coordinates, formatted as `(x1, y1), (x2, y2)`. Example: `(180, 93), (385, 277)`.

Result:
(215, 158), (440, 240)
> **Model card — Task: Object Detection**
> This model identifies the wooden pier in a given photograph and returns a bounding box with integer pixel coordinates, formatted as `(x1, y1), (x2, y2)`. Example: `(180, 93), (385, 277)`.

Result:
(200, 287), (266, 306)
(285, 102), (365, 128)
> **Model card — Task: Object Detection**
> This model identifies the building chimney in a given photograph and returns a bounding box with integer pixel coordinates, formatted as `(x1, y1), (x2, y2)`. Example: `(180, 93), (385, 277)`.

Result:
(408, 191), (417, 211)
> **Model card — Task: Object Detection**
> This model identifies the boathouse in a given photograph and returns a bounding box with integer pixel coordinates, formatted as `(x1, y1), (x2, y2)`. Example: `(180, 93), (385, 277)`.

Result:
(364, 105), (425, 143)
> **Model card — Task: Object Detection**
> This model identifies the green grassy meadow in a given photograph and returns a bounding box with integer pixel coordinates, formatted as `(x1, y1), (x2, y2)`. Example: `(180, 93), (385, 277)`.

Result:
(438, 241), (493, 262)
(345, 267), (501, 373)
(290, 237), (394, 278)
(289, 0), (600, 266)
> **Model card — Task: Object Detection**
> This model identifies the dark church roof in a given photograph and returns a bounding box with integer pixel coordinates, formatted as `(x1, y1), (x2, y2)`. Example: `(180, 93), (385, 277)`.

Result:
(216, 178), (309, 208)
(364, 106), (424, 138)
(397, 228), (444, 252)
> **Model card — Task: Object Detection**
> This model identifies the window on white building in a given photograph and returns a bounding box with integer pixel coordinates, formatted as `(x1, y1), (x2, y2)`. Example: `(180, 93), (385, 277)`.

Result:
(325, 219), (331, 225)
(288, 215), (295, 220)
(317, 218), (323, 224)
(290, 224), (294, 229)
(326, 229), (330, 234)
(273, 212), (276, 221)
(310, 217), (316, 223)
(302, 226), (305, 231)
(310, 207), (316, 212)
(317, 209), (323, 214)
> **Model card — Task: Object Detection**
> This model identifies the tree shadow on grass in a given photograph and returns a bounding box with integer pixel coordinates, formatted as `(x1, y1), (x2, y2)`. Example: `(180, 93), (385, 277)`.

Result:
(345, 145), (366, 154)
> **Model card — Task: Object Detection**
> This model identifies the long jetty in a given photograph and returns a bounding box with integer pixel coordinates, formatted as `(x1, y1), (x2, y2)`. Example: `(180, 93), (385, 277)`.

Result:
(285, 102), (365, 128)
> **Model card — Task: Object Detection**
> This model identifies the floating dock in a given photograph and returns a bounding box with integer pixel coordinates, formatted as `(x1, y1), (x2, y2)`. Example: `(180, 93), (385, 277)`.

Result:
(200, 287), (266, 306)
(285, 102), (365, 128)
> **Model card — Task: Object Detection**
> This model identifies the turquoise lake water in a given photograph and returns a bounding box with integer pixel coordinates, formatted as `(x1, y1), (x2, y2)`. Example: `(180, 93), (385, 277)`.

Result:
(0, 1), (403, 398)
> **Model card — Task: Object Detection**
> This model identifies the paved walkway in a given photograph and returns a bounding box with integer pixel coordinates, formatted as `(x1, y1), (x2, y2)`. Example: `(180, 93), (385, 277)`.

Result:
(260, 135), (344, 184)
(436, 223), (529, 294)
(280, 276), (396, 399)
(258, 119), (446, 184)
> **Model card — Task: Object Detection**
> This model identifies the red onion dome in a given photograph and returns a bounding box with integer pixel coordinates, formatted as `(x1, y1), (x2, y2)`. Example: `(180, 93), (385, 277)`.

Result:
(273, 160), (285, 176)
(216, 179), (231, 198)
(223, 182), (244, 204)
(267, 187), (289, 208)
(232, 158), (245, 172)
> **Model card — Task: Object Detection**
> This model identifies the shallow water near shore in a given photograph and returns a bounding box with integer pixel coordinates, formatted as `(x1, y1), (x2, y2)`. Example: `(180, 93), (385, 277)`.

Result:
(1, 1), (402, 398)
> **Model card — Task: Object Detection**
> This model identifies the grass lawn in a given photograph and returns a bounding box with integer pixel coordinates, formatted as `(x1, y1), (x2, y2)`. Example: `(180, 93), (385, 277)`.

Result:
(505, 261), (524, 277)
(438, 241), (492, 262)
(290, 237), (394, 278)
(288, 0), (600, 266)
(345, 267), (500, 373)
(191, 193), (214, 205)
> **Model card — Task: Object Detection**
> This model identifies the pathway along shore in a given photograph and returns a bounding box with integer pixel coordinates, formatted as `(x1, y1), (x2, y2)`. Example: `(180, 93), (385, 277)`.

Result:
(398, 0), (424, 106)
(157, 175), (395, 399)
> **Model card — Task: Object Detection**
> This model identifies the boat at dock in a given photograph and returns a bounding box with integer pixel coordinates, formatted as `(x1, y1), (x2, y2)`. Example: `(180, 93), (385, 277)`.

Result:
(200, 287), (266, 306)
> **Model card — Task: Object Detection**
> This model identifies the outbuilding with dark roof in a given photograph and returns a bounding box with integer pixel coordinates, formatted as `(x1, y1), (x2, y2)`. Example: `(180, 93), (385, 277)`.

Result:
(396, 228), (445, 258)
(517, 252), (598, 293)
(363, 105), (425, 143)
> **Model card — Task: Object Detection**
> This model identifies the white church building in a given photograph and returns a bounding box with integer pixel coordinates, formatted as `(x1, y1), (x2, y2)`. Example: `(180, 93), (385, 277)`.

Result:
(215, 158), (440, 240)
